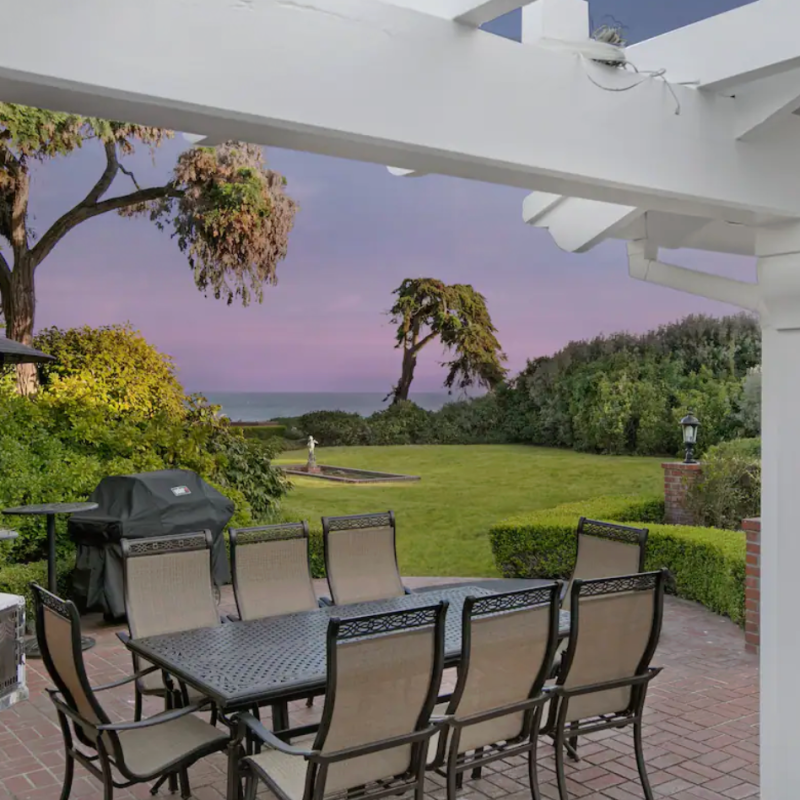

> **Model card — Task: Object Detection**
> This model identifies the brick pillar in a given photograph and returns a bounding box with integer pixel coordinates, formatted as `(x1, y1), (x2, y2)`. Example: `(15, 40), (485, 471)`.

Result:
(661, 462), (703, 525)
(742, 517), (761, 655)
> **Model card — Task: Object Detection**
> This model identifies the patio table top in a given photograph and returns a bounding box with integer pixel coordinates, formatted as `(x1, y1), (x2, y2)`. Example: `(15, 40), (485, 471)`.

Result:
(126, 584), (571, 711)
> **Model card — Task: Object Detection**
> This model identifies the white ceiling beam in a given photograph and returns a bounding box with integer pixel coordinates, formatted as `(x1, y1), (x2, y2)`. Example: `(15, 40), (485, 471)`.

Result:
(522, 194), (642, 253)
(4, 0), (800, 221)
(627, 1), (800, 91)
(381, 0), (540, 27)
(734, 67), (800, 141)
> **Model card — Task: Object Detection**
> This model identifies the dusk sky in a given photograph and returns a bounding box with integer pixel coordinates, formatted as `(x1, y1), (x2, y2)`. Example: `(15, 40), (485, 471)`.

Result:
(25, 0), (756, 393)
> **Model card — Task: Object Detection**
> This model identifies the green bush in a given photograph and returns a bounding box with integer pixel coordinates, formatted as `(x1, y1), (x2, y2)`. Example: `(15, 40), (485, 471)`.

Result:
(685, 438), (760, 530)
(0, 559), (72, 619)
(0, 326), (290, 565)
(367, 401), (433, 445)
(489, 495), (745, 624)
(233, 424), (287, 443)
(298, 410), (371, 447)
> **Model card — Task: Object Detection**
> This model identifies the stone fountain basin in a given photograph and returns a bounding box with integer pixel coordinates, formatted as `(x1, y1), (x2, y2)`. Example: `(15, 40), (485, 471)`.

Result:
(282, 464), (420, 484)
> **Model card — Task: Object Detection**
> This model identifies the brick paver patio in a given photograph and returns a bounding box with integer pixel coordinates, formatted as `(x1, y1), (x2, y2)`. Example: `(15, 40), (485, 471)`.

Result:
(0, 579), (758, 800)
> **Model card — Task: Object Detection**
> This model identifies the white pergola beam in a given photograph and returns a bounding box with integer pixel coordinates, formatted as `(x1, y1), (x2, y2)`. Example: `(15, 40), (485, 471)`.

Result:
(382, 0), (540, 27)
(628, 1), (800, 91)
(4, 0), (800, 221)
(735, 67), (800, 141)
(523, 193), (642, 253)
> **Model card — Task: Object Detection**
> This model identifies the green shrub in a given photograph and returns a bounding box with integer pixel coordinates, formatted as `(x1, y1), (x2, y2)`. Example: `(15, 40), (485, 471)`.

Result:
(0, 559), (72, 619)
(233, 424), (287, 443)
(685, 438), (760, 530)
(489, 495), (745, 624)
(298, 410), (371, 447)
(367, 401), (433, 445)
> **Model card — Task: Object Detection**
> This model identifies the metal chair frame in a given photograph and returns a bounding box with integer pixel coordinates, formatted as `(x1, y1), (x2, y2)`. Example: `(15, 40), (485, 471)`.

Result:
(233, 602), (449, 800)
(31, 584), (227, 800)
(542, 571), (667, 800)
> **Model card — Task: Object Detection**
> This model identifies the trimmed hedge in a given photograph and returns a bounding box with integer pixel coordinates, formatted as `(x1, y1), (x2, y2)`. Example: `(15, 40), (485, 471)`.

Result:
(230, 424), (288, 443)
(489, 495), (745, 625)
(0, 559), (72, 621)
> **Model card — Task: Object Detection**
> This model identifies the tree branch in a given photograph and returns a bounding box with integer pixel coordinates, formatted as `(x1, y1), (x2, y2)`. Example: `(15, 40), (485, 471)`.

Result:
(82, 141), (120, 206)
(30, 183), (181, 268)
(0, 250), (10, 286)
(411, 330), (438, 355)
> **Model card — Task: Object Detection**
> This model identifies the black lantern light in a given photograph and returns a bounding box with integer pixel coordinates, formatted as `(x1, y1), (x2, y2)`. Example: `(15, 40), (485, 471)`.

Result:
(680, 411), (700, 464)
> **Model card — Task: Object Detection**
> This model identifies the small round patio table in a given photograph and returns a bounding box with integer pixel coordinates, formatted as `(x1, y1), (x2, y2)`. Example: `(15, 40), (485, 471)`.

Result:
(2, 502), (99, 656)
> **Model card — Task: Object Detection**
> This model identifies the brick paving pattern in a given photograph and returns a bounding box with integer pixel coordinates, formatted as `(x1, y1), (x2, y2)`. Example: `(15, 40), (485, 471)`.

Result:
(0, 579), (759, 800)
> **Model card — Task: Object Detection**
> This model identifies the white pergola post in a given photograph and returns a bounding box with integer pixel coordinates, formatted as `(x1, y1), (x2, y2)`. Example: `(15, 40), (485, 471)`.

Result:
(756, 223), (800, 797)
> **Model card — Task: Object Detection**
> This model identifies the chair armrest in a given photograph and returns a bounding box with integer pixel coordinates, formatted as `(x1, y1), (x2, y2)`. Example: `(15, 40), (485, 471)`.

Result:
(318, 597), (333, 607)
(238, 713), (317, 757)
(93, 665), (159, 692)
(226, 613), (241, 623)
(116, 630), (131, 646)
(220, 614), (232, 624)
(98, 700), (212, 732)
(403, 586), (412, 595)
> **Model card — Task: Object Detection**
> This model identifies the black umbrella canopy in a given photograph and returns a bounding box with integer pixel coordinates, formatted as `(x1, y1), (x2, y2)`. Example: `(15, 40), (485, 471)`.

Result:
(0, 337), (56, 366)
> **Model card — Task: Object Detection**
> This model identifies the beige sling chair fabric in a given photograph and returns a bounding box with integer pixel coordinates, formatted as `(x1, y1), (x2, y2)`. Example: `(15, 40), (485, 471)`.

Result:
(238, 603), (447, 800)
(122, 531), (219, 699)
(230, 523), (318, 621)
(323, 512), (405, 605)
(562, 518), (648, 611)
(32, 584), (227, 800)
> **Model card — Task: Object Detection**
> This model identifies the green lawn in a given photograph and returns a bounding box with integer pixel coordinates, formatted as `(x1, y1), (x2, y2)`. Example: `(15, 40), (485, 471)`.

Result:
(276, 445), (663, 577)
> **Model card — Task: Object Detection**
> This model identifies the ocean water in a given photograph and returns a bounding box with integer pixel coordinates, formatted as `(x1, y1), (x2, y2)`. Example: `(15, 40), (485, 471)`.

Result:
(201, 392), (457, 422)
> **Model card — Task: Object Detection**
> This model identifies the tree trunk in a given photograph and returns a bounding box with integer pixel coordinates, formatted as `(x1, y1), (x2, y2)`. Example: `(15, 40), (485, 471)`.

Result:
(393, 347), (417, 404)
(2, 255), (38, 395)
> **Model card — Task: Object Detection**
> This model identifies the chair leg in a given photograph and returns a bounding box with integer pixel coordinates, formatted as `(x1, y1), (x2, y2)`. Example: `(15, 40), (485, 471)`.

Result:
(150, 775), (169, 796)
(134, 687), (143, 723)
(528, 739), (542, 800)
(99, 750), (115, 800)
(633, 720), (655, 800)
(243, 771), (259, 800)
(179, 768), (191, 800)
(471, 748), (484, 780)
(306, 696), (314, 708)
(59, 754), (75, 800)
(554, 728), (569, 800)
(446, 763), (459, 800)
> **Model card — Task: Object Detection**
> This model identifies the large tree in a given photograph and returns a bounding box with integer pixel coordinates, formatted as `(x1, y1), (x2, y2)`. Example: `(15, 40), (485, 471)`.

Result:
(0, 104), (297, 393)
(388, 277), (507, 404)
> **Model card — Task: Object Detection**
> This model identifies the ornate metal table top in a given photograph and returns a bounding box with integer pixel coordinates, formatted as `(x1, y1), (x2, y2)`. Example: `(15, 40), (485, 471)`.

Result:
(2, 502), (99, 516)
(127, 586), (571, 710)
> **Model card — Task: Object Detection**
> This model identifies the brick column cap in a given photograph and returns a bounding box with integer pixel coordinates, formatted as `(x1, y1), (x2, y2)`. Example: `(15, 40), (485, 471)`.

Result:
(742, 517), (761, 532)
(661, 461), (704, 471)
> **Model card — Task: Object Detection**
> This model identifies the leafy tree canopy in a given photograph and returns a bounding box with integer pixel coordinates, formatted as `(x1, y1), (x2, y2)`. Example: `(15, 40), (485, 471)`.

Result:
(388, 277), (507, 403)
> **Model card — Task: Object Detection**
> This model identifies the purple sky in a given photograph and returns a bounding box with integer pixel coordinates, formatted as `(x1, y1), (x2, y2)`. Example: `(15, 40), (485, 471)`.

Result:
(23, 0), (756, 393)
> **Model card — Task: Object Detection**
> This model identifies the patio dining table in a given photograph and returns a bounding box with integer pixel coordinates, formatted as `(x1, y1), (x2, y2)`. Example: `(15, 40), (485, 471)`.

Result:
(125, 583), (570, 799)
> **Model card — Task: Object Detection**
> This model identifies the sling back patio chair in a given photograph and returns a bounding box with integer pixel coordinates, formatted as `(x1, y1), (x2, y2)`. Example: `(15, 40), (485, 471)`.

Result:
(428, 583), (562, 800)
(229, 522), (319, 621)
(229, 521), (323, 719)
(544, 570), (667, 800)
(321, 511), (409, 606)
(119, 531), (221, 722)
(563, 518), (649, 610)
(233, 602), (449, 800)
(31, 584), (228, 800)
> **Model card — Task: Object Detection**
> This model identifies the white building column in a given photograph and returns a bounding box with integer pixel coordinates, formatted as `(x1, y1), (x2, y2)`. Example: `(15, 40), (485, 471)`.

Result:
(756, 222), (800, 798)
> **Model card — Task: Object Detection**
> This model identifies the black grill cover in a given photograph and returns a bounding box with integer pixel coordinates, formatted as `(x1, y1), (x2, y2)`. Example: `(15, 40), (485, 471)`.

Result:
(69, 470), (234, 619)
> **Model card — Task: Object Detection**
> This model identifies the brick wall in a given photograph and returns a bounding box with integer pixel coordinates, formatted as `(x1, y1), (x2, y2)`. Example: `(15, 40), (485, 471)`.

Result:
(742, 517), (761, 655)
(662, 462), (703, 525)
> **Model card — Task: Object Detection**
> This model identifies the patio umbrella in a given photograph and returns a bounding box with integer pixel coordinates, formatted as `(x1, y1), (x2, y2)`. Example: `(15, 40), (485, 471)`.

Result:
(0, 337), (55, 366)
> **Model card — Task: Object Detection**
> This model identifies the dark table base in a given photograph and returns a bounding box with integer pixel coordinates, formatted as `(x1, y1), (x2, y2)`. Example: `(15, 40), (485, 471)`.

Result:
(25, 635), (95, 658)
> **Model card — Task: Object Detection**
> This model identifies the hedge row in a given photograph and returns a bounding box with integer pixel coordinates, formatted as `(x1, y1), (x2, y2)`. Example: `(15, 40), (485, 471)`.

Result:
(0, 558), (72, 618)
(489, 495), (746, 625)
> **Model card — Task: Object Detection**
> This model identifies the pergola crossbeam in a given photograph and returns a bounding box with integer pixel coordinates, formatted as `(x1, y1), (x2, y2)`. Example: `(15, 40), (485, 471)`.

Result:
(380, 0), (541, 27)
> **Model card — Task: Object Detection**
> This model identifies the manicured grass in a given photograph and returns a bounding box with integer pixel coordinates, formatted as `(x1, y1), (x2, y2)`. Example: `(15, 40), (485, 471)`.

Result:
(276, 445), (664, 577)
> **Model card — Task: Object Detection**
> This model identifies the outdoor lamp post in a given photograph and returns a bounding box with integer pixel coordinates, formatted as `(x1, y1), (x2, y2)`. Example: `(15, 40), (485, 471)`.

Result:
(680, 412), (700, 464)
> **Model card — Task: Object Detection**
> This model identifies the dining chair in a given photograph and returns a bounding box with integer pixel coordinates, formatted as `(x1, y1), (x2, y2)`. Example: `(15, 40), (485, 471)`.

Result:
(321, 511), (409, 605)
(234, 602), (449, 800)
(229, 522), (318, 621)
(31, 584), (228, 800)
(120, 531), (221, 722)
(428, 583), (562, 800)
(545, 570), (667, 800)
(563, 518), (649, 609)
(229, 521), (323, 721)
